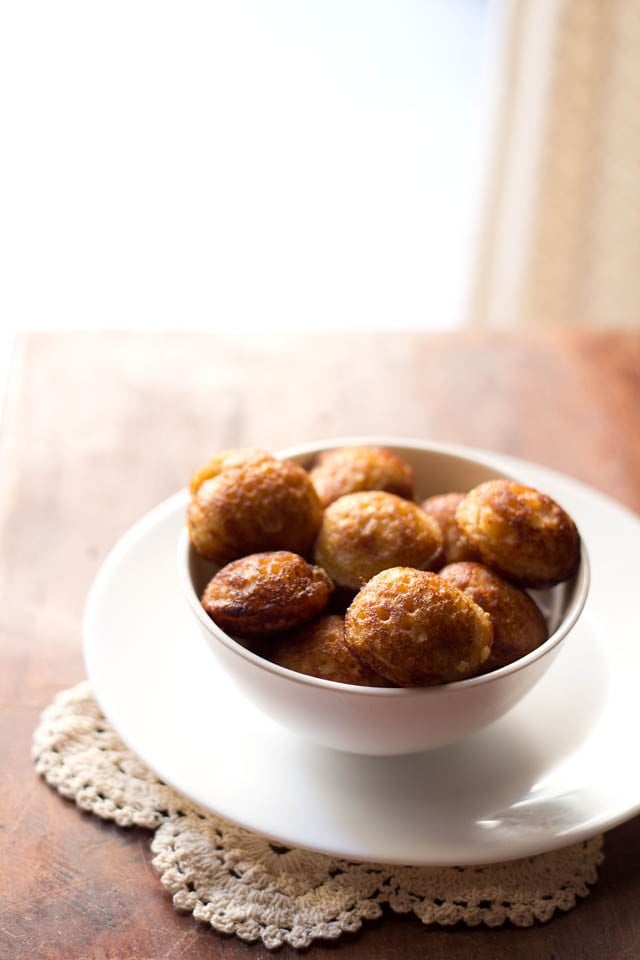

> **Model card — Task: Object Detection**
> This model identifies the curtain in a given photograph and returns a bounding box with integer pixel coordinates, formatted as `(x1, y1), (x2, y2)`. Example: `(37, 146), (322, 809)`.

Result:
(469, 0), (640, 328)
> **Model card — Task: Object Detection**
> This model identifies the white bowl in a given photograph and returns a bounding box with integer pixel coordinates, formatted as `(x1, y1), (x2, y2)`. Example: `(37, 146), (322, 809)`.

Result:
(178, 438), (589, 755)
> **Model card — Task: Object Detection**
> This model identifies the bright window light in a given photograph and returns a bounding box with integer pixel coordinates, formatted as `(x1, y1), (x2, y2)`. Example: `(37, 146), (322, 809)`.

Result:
(0, 1), (491, 333)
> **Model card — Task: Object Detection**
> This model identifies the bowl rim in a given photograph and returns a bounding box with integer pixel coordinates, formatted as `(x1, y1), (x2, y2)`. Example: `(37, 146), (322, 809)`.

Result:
(178, 436), (590, 698)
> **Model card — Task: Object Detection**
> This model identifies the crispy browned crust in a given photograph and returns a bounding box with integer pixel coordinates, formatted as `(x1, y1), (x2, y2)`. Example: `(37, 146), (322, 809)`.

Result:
(268, 614), (389, 686)
(201, 551), (333, 638)
(456, 480), (581, 588)
(439, 562), (548, 671)
(314, 491), (443, 590)
(309, 446), (414, 507)
(188, 457), (323, 565)
(189, 449), (275, 495)
(420, 492), (481, 566)
(344, 568), (493, 687)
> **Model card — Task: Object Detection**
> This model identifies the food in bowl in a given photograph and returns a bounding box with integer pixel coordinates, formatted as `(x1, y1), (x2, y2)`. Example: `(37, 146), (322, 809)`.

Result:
(313, 490), (443, 590)
(308, 444), (415, 507)
(456, 479), (581, 587)
(421, 492), (480, 565)
(180, 439), (589, 754)
(344, 567), (494, 686)
(189, 448), (275, 494)
(187, 454), (322, 565)
(438, 561), (548, 672)
(187, 443), (581, 686)
(268, 614), (388, 686)
(201, 550), (333, 638)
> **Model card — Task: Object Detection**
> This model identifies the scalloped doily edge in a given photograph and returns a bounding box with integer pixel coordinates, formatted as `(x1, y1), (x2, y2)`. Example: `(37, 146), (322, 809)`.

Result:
(32, 682), (605, 949)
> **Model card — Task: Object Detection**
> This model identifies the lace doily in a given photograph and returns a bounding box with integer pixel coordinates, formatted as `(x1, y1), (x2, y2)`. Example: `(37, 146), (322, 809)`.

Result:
(33, 683), (604, 950)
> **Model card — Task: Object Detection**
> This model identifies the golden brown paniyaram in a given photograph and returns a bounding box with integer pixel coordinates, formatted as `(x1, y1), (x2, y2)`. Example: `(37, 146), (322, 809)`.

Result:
(314, 490), (443, 590)
(420, 492), (480, 566)
(308, 445), (414, 507)
(438, 561), (548, 672)
(201, 551), (333, 639)
(189, 448), (275, 495)
(344, 567), (493, 686)
(188, 454), (323, 565)
(456, 479), (581, 588)
(188, 445), (582, 687)
(268, 614), (388, 686)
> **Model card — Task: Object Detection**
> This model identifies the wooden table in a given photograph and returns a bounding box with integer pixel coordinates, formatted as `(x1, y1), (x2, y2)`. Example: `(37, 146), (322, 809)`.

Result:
(2, 330), (640, 960)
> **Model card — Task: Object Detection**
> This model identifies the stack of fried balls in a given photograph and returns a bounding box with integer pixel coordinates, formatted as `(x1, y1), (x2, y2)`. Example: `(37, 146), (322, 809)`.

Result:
(187, 446), (581, 688)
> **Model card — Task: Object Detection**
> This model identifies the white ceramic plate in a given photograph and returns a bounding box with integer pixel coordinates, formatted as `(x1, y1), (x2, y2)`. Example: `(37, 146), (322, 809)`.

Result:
(84, 445), (640, 866)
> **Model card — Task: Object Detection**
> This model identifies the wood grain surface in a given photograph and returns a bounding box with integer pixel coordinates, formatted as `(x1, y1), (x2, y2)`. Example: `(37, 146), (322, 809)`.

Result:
(1, 330), (640, 960)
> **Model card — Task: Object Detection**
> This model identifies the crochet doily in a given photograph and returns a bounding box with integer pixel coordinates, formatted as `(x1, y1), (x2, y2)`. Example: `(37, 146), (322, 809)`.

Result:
(33, 683), (604, 950)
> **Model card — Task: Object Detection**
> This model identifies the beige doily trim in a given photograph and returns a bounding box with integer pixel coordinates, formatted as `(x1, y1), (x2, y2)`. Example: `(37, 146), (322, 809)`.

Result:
(33, 683), (604, 950)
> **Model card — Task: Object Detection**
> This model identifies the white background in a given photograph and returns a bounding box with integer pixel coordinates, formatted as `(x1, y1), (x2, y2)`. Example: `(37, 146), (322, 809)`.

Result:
(1, 0), (492, 352)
